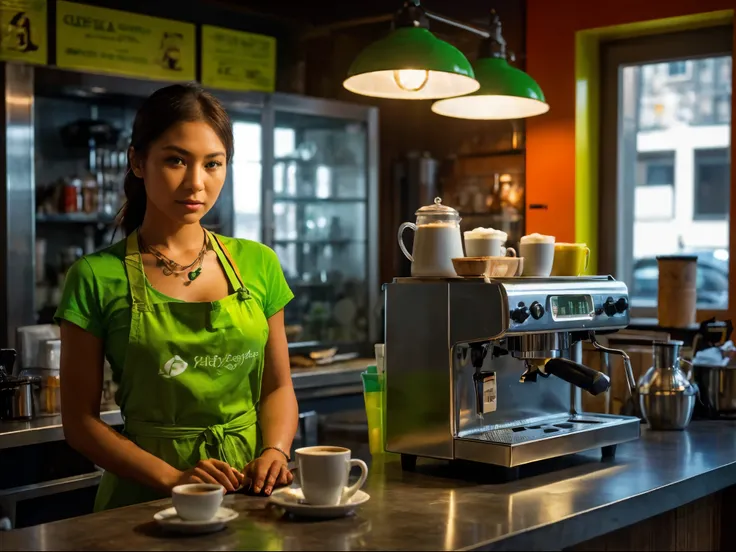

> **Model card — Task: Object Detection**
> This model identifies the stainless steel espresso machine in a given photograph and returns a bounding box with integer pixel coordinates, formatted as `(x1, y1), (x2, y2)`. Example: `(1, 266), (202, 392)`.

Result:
(384, 276), (639, 471)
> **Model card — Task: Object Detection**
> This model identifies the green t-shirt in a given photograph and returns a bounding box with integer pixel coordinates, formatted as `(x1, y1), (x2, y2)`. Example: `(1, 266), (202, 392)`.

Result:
(54, 235), (294, 380)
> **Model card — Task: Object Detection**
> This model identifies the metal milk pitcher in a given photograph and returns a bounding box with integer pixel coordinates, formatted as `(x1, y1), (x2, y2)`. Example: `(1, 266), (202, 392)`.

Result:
(638, 340), (698, 430)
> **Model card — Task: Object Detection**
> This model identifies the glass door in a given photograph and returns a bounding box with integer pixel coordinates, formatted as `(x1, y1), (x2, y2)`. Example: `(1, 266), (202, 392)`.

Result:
(230, 113), (263, 242)
(269, 110), (369, 346)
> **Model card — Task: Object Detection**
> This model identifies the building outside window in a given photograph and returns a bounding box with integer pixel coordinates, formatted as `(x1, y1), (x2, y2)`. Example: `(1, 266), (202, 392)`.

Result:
(601, 28), (731, 313)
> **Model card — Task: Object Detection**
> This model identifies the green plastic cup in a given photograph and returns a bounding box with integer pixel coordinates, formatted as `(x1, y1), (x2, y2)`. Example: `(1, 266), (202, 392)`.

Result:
(361, 367), (385, 455)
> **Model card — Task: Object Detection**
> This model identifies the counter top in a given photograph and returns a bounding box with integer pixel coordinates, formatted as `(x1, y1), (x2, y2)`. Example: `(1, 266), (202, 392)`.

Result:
(0, 410), (123, 450)
(0, 359), (369, 451)
(4, 421), (736, 551)
(290, 358), (368, 391)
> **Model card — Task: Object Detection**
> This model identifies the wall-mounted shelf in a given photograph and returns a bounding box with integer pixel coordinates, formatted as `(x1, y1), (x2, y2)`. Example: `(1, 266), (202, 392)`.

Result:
(36, 213), (116, 224)
(451, 149), (525, 160)
(273, 196), (366, 203)
(273, 239), (366, 246)
(458, 212), (523, 223)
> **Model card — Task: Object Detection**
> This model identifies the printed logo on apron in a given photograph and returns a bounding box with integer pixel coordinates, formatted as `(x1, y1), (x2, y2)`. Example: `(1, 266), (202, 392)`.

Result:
(160, 355), (189, 378)
(159, 352), (261, 379)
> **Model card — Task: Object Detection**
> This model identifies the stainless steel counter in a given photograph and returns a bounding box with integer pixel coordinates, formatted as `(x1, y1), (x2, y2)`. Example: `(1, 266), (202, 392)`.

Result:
(0, 359), (369, 451)
(3, 421), (736, 551)
(291, 358), (367, 398)
(0, 410), (123, 451)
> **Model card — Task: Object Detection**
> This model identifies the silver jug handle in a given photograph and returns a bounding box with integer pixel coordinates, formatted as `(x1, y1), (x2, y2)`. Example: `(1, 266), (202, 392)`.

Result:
(397, 222), (417, 263)
(678, 358), (703, 405)
(589, 332), (637, 397)
(679, 357), (694, 381)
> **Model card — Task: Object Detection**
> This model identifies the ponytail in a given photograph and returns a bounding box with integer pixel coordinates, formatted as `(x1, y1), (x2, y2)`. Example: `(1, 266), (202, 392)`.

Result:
(121, 168), (146, 236)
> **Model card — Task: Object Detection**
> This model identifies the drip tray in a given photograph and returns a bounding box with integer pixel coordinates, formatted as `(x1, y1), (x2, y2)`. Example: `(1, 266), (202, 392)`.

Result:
(473, 414), (620, 445)
(507, 418), (600, 437)
(454, 413), (641, 467)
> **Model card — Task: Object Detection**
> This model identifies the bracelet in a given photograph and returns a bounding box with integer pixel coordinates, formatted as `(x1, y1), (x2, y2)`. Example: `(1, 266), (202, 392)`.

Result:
(260, 446), (291, 463)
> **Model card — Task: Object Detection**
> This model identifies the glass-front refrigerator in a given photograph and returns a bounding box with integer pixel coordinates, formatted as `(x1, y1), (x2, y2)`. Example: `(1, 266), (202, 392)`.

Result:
(231, 96), (379, 353)
(0, 62), (379, 353)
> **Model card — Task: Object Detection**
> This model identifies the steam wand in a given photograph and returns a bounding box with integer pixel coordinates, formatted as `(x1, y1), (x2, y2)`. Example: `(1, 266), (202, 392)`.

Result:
(588, 332), (637, 397)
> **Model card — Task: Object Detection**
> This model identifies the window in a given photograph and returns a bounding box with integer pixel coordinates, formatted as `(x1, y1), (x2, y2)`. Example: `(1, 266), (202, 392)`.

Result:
(600, 26), (732, 313)
(666, 60), (692, 81)
(715, 94), (731, 123)
(694, 148), (730, 219)
(668, 61), (688, 76)
(636, 152), (674, 186)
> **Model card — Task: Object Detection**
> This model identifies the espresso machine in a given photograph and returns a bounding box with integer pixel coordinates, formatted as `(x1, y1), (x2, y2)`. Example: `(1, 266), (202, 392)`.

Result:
(384, 276), (639, 471)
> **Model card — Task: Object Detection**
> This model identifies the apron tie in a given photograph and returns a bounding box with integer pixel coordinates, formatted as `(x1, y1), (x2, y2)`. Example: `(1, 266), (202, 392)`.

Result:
(124, 408), (258, 468)
(204, 424), (226, 446)
(202, 424), (228, 461)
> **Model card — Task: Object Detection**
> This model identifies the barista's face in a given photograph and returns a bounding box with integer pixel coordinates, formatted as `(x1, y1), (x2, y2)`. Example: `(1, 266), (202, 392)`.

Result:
(130, 121), (227, 226)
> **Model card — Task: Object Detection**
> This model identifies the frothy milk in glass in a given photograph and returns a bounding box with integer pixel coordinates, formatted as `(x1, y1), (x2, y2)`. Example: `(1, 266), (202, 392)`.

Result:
(464, 227), (510, 257)
(519, 233), (555, 277)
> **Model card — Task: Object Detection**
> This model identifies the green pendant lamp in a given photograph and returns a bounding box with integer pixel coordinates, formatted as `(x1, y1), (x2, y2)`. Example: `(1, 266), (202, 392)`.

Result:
(431, 12), (549, 119)
(343, 1), (480, 100)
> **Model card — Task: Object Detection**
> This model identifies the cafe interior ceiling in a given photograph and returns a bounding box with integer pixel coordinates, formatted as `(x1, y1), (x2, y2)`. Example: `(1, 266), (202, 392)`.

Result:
(215, 0), (516, 30)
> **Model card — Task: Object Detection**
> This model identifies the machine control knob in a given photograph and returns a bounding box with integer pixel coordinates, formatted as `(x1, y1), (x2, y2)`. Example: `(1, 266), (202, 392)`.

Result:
(529, 301), (545, 320)
(511, 306), (530, 324)
(603, 297), (617, 317)
(615, 297), (629, 313)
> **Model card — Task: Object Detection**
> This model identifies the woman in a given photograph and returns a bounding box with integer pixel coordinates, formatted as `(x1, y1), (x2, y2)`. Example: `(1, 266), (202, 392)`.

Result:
(56, 84), (298, 511)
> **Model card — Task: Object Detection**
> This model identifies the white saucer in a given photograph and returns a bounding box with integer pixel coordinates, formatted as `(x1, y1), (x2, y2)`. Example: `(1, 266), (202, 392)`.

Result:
(153, 506), (239, 534)
(268, 488), (370, 519)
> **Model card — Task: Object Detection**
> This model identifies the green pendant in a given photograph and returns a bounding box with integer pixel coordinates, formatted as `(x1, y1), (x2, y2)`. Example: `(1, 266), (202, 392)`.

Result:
(188, 268), (202, 281)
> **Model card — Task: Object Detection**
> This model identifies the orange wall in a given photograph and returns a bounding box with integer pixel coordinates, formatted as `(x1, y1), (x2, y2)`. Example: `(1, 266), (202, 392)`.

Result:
(525, 0), (734, 242)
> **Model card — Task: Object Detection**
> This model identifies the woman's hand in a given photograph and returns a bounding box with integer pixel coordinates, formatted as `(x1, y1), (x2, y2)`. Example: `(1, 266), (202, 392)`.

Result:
(242, 449), (293, 496)
(170, 459), (244, 492)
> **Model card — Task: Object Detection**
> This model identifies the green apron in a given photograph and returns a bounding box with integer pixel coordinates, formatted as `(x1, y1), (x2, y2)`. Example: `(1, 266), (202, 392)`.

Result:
(94, 230), (269, 511)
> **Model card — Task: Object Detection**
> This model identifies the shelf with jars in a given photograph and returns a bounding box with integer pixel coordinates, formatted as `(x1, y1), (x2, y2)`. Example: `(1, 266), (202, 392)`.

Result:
(439, 126), (526, 250)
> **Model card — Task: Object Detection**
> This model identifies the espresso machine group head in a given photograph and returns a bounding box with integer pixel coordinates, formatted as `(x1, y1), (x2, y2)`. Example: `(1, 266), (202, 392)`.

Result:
(384, 276), (639, 470)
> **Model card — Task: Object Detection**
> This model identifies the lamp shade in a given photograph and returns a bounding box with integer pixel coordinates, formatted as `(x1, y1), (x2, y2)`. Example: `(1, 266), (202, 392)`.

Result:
(343, 27), (479, 100)
(431, 57), (549, 119)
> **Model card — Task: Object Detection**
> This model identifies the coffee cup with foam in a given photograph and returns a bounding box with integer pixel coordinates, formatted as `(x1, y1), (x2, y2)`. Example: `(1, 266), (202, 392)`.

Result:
(519, 233), (555, 277)
(463, 227), (516, 258)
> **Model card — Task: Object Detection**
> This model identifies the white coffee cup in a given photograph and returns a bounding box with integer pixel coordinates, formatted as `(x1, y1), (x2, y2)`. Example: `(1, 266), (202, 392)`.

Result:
(519, 233), (555, 277)
(292, 446), (368, 506)
(171, 483), (224, 521)
(464, 227), (516, 258)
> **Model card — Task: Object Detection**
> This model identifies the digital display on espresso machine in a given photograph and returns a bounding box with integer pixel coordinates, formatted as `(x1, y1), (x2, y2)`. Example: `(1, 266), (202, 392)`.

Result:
(550, 295), (594, 319)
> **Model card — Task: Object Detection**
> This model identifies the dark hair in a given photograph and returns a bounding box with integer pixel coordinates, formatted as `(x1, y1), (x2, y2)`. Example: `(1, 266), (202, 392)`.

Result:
(120, 83), (234, 236)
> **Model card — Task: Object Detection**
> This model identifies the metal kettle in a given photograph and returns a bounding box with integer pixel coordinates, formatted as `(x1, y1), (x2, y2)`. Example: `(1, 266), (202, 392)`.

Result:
(638, 340), (698, 430)
(0, 348), (41, 421)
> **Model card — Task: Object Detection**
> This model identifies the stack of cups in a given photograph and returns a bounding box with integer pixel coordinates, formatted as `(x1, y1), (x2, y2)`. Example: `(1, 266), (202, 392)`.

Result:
(361, 344), (386, 455)
(657, 255), (697, 327)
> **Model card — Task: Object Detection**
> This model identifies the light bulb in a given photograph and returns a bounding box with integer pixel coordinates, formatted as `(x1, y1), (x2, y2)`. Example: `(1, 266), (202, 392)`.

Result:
(393, 69), (429, 92)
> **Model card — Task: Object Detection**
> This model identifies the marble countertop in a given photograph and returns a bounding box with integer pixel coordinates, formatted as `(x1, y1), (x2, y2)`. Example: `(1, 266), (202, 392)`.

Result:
(4, 421), (736, 551)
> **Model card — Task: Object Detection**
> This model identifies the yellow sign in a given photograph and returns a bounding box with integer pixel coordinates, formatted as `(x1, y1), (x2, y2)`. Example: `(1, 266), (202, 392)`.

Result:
(56, 1), (195, 82)
(0, 0), (46, 64)
(201, 25), (276, 92)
